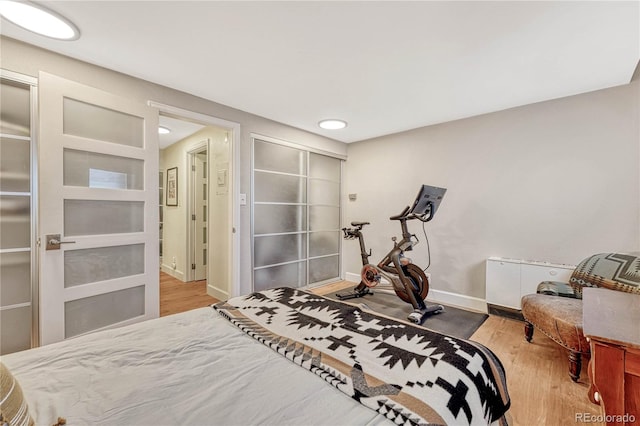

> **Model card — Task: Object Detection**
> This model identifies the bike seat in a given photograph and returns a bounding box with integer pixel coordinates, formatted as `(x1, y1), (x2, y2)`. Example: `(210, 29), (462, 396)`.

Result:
(351, 221), (370, 227)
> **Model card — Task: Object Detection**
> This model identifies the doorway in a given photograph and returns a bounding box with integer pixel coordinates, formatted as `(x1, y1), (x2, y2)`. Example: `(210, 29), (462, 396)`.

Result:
(155, 103), (240, 302)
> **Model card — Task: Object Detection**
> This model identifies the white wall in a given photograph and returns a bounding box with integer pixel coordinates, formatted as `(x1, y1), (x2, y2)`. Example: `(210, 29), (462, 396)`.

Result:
(344, 80), (640, 307)
(209, 133), (231, 299)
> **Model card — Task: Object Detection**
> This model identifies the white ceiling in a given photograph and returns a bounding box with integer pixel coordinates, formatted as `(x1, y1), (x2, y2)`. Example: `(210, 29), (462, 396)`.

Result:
(158, 116), (206, 149)
(2, 1), (638, 143)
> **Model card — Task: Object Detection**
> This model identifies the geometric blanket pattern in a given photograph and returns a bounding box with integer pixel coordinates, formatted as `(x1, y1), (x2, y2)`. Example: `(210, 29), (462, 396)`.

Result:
(213, 287), (510, 426)
(569, 252), (640, 295)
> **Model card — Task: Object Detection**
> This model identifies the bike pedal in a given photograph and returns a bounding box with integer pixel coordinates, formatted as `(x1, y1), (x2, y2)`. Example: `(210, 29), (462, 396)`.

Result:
(407, 310), (425, 324)
(425, 304), (445, 314)
(407, 305), (444, 324)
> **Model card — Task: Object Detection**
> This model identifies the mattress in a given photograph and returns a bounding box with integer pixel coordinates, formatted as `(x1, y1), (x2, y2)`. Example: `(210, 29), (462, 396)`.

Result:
(3, 289), (510, 426)
(2, 307), (392, 426)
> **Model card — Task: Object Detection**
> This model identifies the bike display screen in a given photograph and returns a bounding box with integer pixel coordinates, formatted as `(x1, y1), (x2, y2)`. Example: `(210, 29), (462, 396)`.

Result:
(409, 184), (447, 218)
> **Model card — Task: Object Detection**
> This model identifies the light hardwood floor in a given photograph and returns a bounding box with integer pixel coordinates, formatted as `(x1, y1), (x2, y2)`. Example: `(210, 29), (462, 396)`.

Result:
(159, 271), (218, 317)
(160, 276), (604, 426)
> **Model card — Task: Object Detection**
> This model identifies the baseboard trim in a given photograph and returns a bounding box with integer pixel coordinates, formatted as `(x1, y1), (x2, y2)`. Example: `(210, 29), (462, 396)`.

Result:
(207, 284), (228, 301)
(344, 271), (488, 313)
(345, 272), (361, 283)
(427, 289), (487, 314)
(161, 265), (185, 282)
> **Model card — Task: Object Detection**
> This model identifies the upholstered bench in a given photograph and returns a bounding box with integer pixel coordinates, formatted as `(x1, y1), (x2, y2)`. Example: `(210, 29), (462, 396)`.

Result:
(521, 252), (640, 382)
(521, 294), (588, 381)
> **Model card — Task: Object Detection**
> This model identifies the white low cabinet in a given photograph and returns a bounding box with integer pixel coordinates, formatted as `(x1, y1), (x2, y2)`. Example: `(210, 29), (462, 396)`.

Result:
(485, 257), (575, 310)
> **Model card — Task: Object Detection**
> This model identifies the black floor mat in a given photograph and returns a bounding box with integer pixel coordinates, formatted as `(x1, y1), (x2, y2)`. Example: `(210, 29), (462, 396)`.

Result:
(326, 288), (488, 339)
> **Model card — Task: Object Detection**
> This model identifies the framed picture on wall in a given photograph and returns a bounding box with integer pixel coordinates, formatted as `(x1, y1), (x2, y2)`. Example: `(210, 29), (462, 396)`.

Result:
(166, 167), (178, 206)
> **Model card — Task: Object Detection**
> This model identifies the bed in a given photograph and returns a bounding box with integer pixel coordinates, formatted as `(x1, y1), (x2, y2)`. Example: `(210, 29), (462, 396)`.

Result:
(1, 287), (510, 426)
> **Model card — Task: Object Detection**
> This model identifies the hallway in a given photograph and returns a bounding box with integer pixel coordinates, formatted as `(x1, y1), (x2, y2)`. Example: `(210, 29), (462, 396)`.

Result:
(160, 272), (218, 317)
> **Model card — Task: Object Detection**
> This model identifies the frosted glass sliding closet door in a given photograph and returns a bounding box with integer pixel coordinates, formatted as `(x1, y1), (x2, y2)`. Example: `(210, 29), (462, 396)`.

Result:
(252, 138), (342, 291)
(0, 72), (38, 355)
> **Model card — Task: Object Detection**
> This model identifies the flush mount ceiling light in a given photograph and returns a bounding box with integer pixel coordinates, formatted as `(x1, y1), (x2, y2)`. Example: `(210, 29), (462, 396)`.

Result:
(318, 119), (347, 130)
(0, 0), (80, 40)
(158, 126), (171, 134)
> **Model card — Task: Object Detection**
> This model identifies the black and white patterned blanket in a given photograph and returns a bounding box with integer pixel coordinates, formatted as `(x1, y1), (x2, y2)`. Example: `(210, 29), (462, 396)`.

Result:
(213, 287), (510, 426)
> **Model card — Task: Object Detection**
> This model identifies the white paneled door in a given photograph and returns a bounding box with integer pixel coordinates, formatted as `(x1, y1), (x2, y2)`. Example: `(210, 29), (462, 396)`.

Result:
(193, 151), (207, 281)
(38, 73), (159, 345)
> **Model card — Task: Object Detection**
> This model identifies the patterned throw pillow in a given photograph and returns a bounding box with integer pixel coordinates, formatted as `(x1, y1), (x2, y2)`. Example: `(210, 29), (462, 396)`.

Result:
(569, 252), (640, 295)
(0, 362), (35, 426)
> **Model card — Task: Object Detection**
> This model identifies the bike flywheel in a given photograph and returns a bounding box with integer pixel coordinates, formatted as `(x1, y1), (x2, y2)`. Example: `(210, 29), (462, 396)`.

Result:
(360, 264), (381, 287)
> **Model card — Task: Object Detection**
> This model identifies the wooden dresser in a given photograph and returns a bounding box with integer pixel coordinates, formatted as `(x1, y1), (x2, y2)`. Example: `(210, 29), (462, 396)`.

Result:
(583, 288), (640, 426)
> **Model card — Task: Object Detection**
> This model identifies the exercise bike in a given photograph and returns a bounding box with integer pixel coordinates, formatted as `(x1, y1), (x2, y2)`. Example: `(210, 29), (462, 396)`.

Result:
(337, 185), (446, 324)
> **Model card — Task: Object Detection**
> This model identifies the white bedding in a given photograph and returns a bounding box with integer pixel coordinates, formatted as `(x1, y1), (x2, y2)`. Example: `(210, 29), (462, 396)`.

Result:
(2, 307), (392, 426)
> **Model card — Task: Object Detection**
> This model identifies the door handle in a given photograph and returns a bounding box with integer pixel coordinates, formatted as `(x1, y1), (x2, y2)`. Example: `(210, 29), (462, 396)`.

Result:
(46, 234), (76, 250)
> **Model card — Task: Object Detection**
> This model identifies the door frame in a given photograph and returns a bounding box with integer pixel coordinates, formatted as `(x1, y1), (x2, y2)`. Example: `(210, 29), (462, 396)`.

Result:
(150, 101), (241, 298)
(186, 140), (209, 282)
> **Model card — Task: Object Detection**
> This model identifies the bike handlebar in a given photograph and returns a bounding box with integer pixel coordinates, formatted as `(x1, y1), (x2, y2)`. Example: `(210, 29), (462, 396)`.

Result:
(410, 210), (433, 222)
(389, 206), (411, 221)
(390, 205), (433, 222)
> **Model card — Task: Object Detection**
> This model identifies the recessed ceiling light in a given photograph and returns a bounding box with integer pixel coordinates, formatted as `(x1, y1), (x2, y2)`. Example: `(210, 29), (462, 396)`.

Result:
(318, 119), (347, 130)
(0, 0), (80, 40)
(158, 126), (171, 134)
